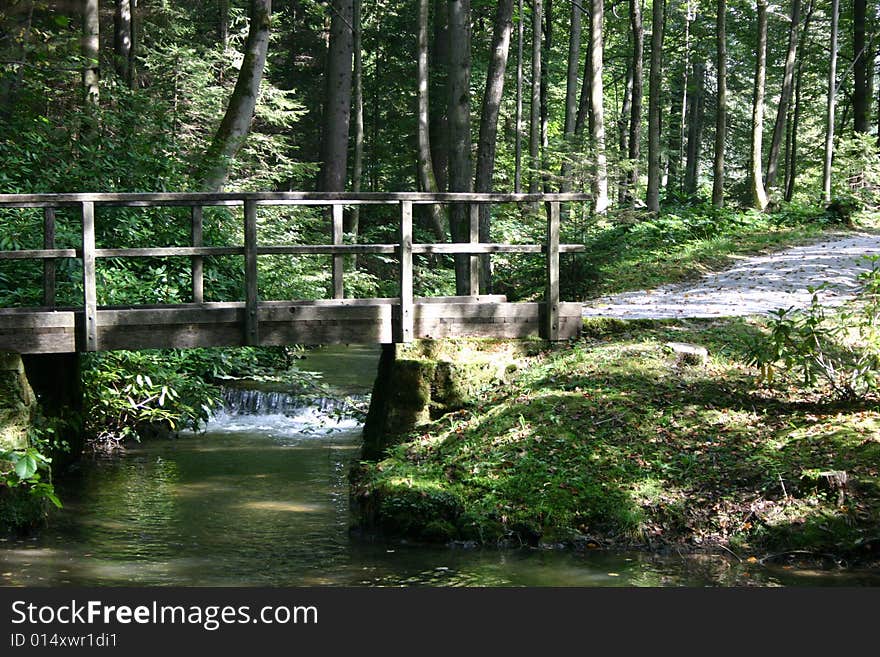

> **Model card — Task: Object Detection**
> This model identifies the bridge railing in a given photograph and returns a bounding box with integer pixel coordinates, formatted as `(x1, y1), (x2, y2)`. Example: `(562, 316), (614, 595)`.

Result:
(0, 192), (588, 349)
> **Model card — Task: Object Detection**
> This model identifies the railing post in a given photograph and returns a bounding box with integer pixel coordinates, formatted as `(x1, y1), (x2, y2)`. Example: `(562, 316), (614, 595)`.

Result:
(469, 202), (480, 295)
(545, 200), (560, 341)
(397, 200), (414, 343)
(331, 203), (344, 299)
(244, 200), (260, 346)
(191, 206), (204, 303)
(43, 207), (56, 308)
(81, 201), (98, 352)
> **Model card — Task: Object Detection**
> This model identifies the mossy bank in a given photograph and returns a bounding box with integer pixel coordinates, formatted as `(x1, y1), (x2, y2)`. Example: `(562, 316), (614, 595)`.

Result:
(351, 320), (880, 563)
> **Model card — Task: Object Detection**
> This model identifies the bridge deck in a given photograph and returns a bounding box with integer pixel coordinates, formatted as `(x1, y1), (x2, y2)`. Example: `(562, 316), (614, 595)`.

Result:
(0, 192), (588, 354)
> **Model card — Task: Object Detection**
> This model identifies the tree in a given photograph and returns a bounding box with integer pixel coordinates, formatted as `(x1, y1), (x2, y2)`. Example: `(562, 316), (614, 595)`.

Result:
(684, 59), (705, 196)
(319, 0), (354, 193)
(626, 0), (644, 204)
(82, 0), (100, 106)
(475, 0), (514, 289)
(823, 0), (839, 204)
(749, 0), (769, 211)
(350, 0), (365, 239)
(765, 0), (802, 191)
(114, 0), (133, 86)
(448, 0), (473, 294)
(853, 0), (869, 133)
(201, 0), (272, 192)
(417, 0), (447, 241)
(529, 0), (542, 193)
(590, 0), (609, 212)
(712, 0), (727, 207)
(560, 0), (582, 192)
(515, 0), (525, 192)
(646, 0), (665, 212)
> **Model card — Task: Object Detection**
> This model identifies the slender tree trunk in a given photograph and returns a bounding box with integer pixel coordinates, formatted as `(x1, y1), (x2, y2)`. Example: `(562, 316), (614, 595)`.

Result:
(529, 0), (542, 193)
(589, 0), (609, 212)
(854, 0), (869, 133)
(350, 0), (364, 238)
(750, 0), (769, 211)
(712, 0), (727, 207)
(448, 0), (473, 294)
(219, 0), (230, 48)
(113, 0), (132, 84)
(431, 0), (449, 191)
(475, 0), (514, 291)
(540, 0), (553, 190)
(560, 1), (582, 192)
(626, 0), (644, 204)
(765, 0), (801, 190)
(319, 0), (354, 193)
(417, 0), (447, 241)
(617, 63), (633, 205)
(684, 59), (705, 196)
(666, 6), (688, 194)
(515, 0), (525, 192)
(785, 0), (814, 202)
(823, 0), (839, 204)
(201, 0), (272, 192)
(646, 0), (665, 212)
(82, 0), (100, 106)
(574, 34), (591, 139)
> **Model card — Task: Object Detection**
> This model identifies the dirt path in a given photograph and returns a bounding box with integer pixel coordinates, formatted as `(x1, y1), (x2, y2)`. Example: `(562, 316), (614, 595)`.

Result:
(582, 232), (880, 319)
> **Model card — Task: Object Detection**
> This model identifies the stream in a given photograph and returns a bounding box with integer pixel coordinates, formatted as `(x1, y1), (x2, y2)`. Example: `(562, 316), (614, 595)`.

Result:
(1, 345), (878, 587)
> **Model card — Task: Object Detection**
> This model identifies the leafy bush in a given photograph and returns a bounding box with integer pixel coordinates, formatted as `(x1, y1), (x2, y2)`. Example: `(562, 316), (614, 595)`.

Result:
(750, 256), (880, 401)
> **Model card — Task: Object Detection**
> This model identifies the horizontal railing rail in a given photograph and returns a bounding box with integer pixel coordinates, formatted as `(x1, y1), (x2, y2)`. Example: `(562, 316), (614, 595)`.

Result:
(0, 192), (589, 350)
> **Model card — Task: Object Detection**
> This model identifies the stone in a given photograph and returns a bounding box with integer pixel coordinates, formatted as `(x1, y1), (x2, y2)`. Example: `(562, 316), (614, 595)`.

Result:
(664, 342), (709, 365)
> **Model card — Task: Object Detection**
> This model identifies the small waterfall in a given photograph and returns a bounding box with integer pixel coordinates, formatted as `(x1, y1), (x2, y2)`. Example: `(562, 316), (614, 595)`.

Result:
(207, 386), (367, 439)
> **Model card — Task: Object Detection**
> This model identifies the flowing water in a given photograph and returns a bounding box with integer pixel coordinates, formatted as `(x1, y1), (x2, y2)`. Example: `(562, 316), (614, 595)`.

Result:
(2, 345), (878, 587)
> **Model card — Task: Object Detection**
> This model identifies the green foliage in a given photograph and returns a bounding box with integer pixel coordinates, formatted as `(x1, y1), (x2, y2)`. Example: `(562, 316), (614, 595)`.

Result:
(0, 441), (61, 511)
(750, 256), (880, 401)
(831, 134), (880, 213)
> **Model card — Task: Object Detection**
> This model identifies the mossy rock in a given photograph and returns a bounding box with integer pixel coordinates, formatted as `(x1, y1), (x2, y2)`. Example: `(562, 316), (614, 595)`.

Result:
(0, 352), (36, 452)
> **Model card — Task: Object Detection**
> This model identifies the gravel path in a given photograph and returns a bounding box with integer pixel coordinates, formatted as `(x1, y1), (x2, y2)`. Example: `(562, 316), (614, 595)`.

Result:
(582, 232), (880, 319)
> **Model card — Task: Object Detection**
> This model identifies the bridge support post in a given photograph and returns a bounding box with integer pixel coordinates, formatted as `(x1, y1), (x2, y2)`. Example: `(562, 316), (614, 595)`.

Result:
(244, 200), (260, 346)
(331, 204), (344, 299)
(43, 208), (56, 308)
(397, 201), (414, 343)
(468, 203), (479, 295)
(81, 201), (98, 352)
(545, 200), (560, 341)
(191, 206), (204, 303)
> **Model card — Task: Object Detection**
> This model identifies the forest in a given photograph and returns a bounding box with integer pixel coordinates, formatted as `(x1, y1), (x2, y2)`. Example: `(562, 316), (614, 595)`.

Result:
(1, 0), (880, 570)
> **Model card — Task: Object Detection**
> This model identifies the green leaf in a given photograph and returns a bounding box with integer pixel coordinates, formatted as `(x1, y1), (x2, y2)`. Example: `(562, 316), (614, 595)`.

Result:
(14, 454), (38, 480)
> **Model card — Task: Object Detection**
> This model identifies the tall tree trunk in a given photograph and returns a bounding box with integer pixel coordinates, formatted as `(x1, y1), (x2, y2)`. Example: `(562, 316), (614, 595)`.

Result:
(128, 0), (138, 89)
(666, 5), (689, 194)
(219, 0), (230, 49)
(201, 0), (272, 192)
(430, 0), (449, 191)
(515, 0), (525, 192)
(448, 0), (473, 294)
(114, 0), (132, 84)
(683, 59), (705, 196)
(574, 34), (591, 140)
(475, 0), (514, 291)
(854, 0), (869, 133)
(560, 1), (582, 192)
(529, 0), (542, 193)
(646, 0), (665, 212)
(823, 0), (839, 203)
(765, 0), (801, 190)
(617, 63), (633, 205)
(712, 0), (727, 207)
(625, 0), (644, 205)
(750, 0), (769, 211)
(350, 0), (364, 238)
(82, 0), (100, 106)
(590, 0), (609, 212)
(417, 0), (447, 241)
(785, 0), (814, 202)
(0, 2), (35, 119)
(319, 0), (354, 193)
(540, 0), (552, 190)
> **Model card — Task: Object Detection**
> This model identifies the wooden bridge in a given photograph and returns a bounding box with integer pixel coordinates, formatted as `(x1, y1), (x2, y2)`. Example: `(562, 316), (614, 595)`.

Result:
(0, 192), (587, 354)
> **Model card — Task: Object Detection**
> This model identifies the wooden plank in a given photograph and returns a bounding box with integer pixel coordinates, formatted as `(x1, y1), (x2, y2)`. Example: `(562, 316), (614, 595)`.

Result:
(94, 246), (243, 258)
(469, 203), (480, 295)
(0, 191), (593, 207)
(331, 204), (344, 299)
(191, 206), (204, 303)
(0, 311), (76, 328)
(545, 200), (560, 341)
(398, 201), (414, 343)
(244, 200), (259, 346)
(43, 208), (56, 308)
(257, 244), (397, 255)
(81, 201), (98, 352)
(0, 328), (76, 353)
(0, 249), (79, 260)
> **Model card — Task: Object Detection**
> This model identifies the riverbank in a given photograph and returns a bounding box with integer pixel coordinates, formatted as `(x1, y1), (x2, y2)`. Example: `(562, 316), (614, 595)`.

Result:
(351, 318), (880, 565)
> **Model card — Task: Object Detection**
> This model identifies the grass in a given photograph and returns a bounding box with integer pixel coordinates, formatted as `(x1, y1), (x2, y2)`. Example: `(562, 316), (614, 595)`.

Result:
(352, 317), (880, 563)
